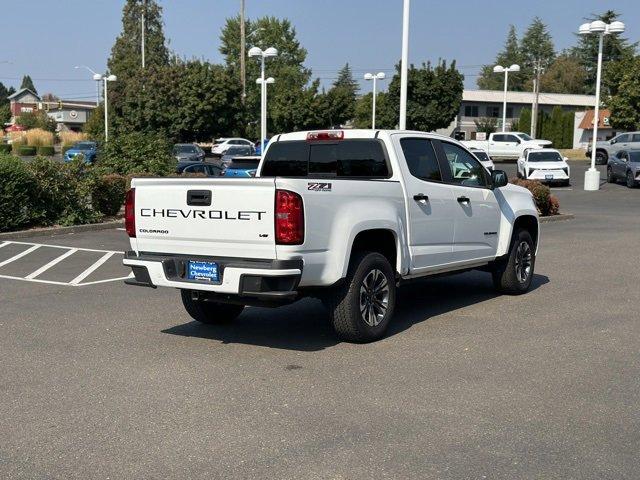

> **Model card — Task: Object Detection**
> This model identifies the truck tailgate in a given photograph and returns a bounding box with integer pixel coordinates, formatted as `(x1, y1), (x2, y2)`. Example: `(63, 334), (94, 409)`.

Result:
(131, 177), (276, 259)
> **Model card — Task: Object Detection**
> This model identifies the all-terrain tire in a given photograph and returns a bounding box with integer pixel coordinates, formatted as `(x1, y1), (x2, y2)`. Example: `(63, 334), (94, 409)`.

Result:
(491, 229), (535, 295)
(325, 252), (396, 343)
(181, 290), (244, 324)
(607, 167), (615, 183)
(626, 171), (637, 188)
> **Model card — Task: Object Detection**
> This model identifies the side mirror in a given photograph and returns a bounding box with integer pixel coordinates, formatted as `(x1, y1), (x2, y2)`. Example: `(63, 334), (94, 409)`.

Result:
(610, 139), (616, 144)
(515, 139), (521, 144)
(563, 157), (568, 161)
(491, 169), (508, 188)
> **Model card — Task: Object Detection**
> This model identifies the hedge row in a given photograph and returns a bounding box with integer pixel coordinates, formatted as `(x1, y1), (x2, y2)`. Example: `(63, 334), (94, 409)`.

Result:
(0, 154), (127, 232)
(510, 178), (560, 216)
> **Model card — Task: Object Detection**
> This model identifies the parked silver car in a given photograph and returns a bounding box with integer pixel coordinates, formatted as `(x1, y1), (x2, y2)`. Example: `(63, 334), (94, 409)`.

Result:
(587, 132), (640, 165)
(606, 149), (640, 188)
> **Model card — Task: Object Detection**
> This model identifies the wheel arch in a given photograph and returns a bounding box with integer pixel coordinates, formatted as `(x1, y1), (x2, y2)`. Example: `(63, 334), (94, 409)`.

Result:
(513, 215), (539, 251)
(345, 228), (401, 278)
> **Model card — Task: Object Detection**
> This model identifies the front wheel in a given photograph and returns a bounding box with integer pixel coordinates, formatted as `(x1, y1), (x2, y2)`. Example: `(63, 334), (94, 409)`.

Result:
(181, 290), (244, 325)
(492, 229), (535, 294)
(607, 167), (615, 183)
(325, 252), (396, 343)
(627, 171), (637, 188)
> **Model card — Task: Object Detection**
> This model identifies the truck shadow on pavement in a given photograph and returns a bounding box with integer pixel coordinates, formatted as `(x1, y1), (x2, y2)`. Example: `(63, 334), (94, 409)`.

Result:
(162, 271), (549, 352)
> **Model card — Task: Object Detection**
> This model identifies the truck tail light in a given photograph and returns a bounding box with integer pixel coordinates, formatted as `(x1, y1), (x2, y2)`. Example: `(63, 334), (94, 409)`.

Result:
(306, 130), (344, 142)
(124, 188), (136, 238)
(275, 189), (304, 245)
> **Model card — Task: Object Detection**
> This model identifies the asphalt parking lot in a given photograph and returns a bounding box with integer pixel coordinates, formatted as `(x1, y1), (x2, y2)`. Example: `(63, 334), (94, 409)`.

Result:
(1, 161), (639, 479)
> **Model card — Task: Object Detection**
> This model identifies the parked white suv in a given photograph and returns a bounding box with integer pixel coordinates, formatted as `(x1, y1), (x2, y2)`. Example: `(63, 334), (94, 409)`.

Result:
(211, 137), (254, 156)
(517, 148), (570, 186)
(463, 132), (551, 160)
(124, 130), (540, 342)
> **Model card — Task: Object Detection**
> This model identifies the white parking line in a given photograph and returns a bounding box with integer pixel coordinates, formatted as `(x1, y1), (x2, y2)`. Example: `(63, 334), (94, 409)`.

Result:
(69, 252), (116, 285)
(26, 248), (78, 279)
(0, 245), (41, 268)
(0, 241), (129, 288)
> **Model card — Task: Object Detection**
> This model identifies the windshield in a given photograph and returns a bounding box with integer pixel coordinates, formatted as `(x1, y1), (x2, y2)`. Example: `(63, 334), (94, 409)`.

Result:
(472, 151), (490, 162)
(75, 142), (95, 150)
(628, 152), (640, 163)
(528, 151), (563, 162)
(516, 133), (533, 141)
(174, 145), (198, 154)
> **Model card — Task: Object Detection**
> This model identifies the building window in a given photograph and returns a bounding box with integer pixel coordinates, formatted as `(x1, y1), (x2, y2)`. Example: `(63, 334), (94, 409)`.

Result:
(486, 106), (500, 118)
(506, 107), (514, 118)
(464, 105), (478, 117)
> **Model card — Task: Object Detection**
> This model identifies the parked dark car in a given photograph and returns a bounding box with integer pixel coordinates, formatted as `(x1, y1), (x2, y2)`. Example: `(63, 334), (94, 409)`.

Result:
(220, 145), (255, 166)
(173, 143), (205, 162)
(176, 161), (223, 176)
(254, 138), (270, 156)
(222, 156), (260, 177)
(64, 141), (98, 163)
(607, 149), (640, 188)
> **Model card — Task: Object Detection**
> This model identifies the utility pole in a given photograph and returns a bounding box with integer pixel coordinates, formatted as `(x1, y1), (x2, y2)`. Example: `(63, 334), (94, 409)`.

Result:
(240, 0), (246, 104)
(141, 0), (146, 69)
(399, 0), (410, 129)
(531, 59), (542, 138)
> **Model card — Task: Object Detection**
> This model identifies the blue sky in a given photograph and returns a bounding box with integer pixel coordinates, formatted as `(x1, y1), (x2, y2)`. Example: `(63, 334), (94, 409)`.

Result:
(1, 0), (638, 100)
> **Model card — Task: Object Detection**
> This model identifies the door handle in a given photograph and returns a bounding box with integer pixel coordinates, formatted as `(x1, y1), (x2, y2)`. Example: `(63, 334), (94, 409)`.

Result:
(187, 190), (212, 206)
(457, 196), (470, 204)
(413, 193), (429, 202)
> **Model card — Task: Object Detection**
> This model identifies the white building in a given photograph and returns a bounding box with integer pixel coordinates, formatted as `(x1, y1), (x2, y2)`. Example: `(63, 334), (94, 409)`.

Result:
(440, 90), (597, 148)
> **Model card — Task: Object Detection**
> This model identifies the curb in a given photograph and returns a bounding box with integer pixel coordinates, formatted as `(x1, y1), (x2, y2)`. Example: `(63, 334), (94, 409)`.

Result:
(0, 219), (124, 239)
(540, 213), (574, 223)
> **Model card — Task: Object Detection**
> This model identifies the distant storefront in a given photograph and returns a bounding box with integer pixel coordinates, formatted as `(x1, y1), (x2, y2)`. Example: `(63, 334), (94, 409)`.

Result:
(7, 88), (97, 132)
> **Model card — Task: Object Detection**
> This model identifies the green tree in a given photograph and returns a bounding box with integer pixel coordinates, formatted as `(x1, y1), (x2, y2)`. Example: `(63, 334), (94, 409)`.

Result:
(571, 10), (637, 95)
(20, 75), (37, 93)
(609, 56), (640, 130)
(474, 117), (498, 135)
(16, 111), (56, 132)
(381, 60), (463, 131)
(520, 17), (555, 78)
(83, 104), (104, 139)
(107, 0), (170, 136)
(477, 26), (525, 91)
(0, 104), (10, 124)
(323, 63), (359, 127)
(353, 91), (394, 129)
(538, 54), (587, 94)
(548, 106), (565, 147)
(220, 15), (323, 136)
(517, 108), (532, 136)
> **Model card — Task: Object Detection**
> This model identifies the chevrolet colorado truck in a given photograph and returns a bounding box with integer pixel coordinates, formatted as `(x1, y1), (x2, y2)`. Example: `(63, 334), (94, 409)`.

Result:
(462, 132), (551, 160)
(123, 130), (540, 342)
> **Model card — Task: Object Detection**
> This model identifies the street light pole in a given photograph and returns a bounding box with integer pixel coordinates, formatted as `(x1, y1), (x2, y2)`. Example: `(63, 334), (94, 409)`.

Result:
(364, 72), (386, 129)
(579, 20), (625, 191)
(141, 0), (146, 69)
(75, 65), (102, 106)
(493, 64), (520, 132)
(399, 0), (410, 130)
(249, 46), (278, 157)
(101, 74), (117, 141)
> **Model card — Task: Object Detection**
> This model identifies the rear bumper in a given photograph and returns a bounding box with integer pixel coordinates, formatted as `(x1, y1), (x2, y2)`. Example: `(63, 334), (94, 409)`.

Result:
(527, 170), (569, 183)
(123, 251), (302, 300)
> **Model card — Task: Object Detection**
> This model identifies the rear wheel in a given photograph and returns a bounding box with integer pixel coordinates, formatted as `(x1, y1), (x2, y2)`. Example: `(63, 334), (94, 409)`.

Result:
(607, 167), (615, 183)
(627, 171), (637, 188)
(595, 150), (607, 165)
(492, 229), (535, 295)
(325, 252), (396, 343)
(181, 290), (244, 325)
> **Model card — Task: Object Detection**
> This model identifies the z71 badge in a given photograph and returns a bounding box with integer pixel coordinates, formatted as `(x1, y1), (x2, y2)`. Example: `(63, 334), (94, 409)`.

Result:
(307, 182), (332, 192)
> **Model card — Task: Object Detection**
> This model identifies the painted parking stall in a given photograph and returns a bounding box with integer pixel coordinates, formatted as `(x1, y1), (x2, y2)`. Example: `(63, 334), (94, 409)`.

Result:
(0, 240), (132, 287)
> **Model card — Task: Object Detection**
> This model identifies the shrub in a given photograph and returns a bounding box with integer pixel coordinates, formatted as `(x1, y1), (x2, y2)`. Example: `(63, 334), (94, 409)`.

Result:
(27, 156), (100, 227)
(98, 132), (174, 176)
(0, 144), (11, 154)
(510, 178), (559, 216)
(91, 173), (127, 216)
(59, 131), (87, 146)
(15, 111), (56, 132)
(9, 132), (26, 152)
(18, 146), (37, 156)
(24, 128), (55, 147)
(0, 154), (37, 231)
(36, 145), (55, 156)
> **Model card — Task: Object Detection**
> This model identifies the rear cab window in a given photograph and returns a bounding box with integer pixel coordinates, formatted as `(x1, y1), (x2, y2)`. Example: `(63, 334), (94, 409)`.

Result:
(260, 139), (391, 178)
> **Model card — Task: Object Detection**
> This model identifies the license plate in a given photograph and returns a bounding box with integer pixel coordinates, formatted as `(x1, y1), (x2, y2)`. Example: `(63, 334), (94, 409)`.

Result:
(187, 261), (219, 282)
(545, 174), (553, 180)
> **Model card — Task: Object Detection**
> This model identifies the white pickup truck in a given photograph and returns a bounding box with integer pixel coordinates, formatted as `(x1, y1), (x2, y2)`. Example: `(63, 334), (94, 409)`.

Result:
(123, 130), (540, 342)
(462, 132), (551, 160)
